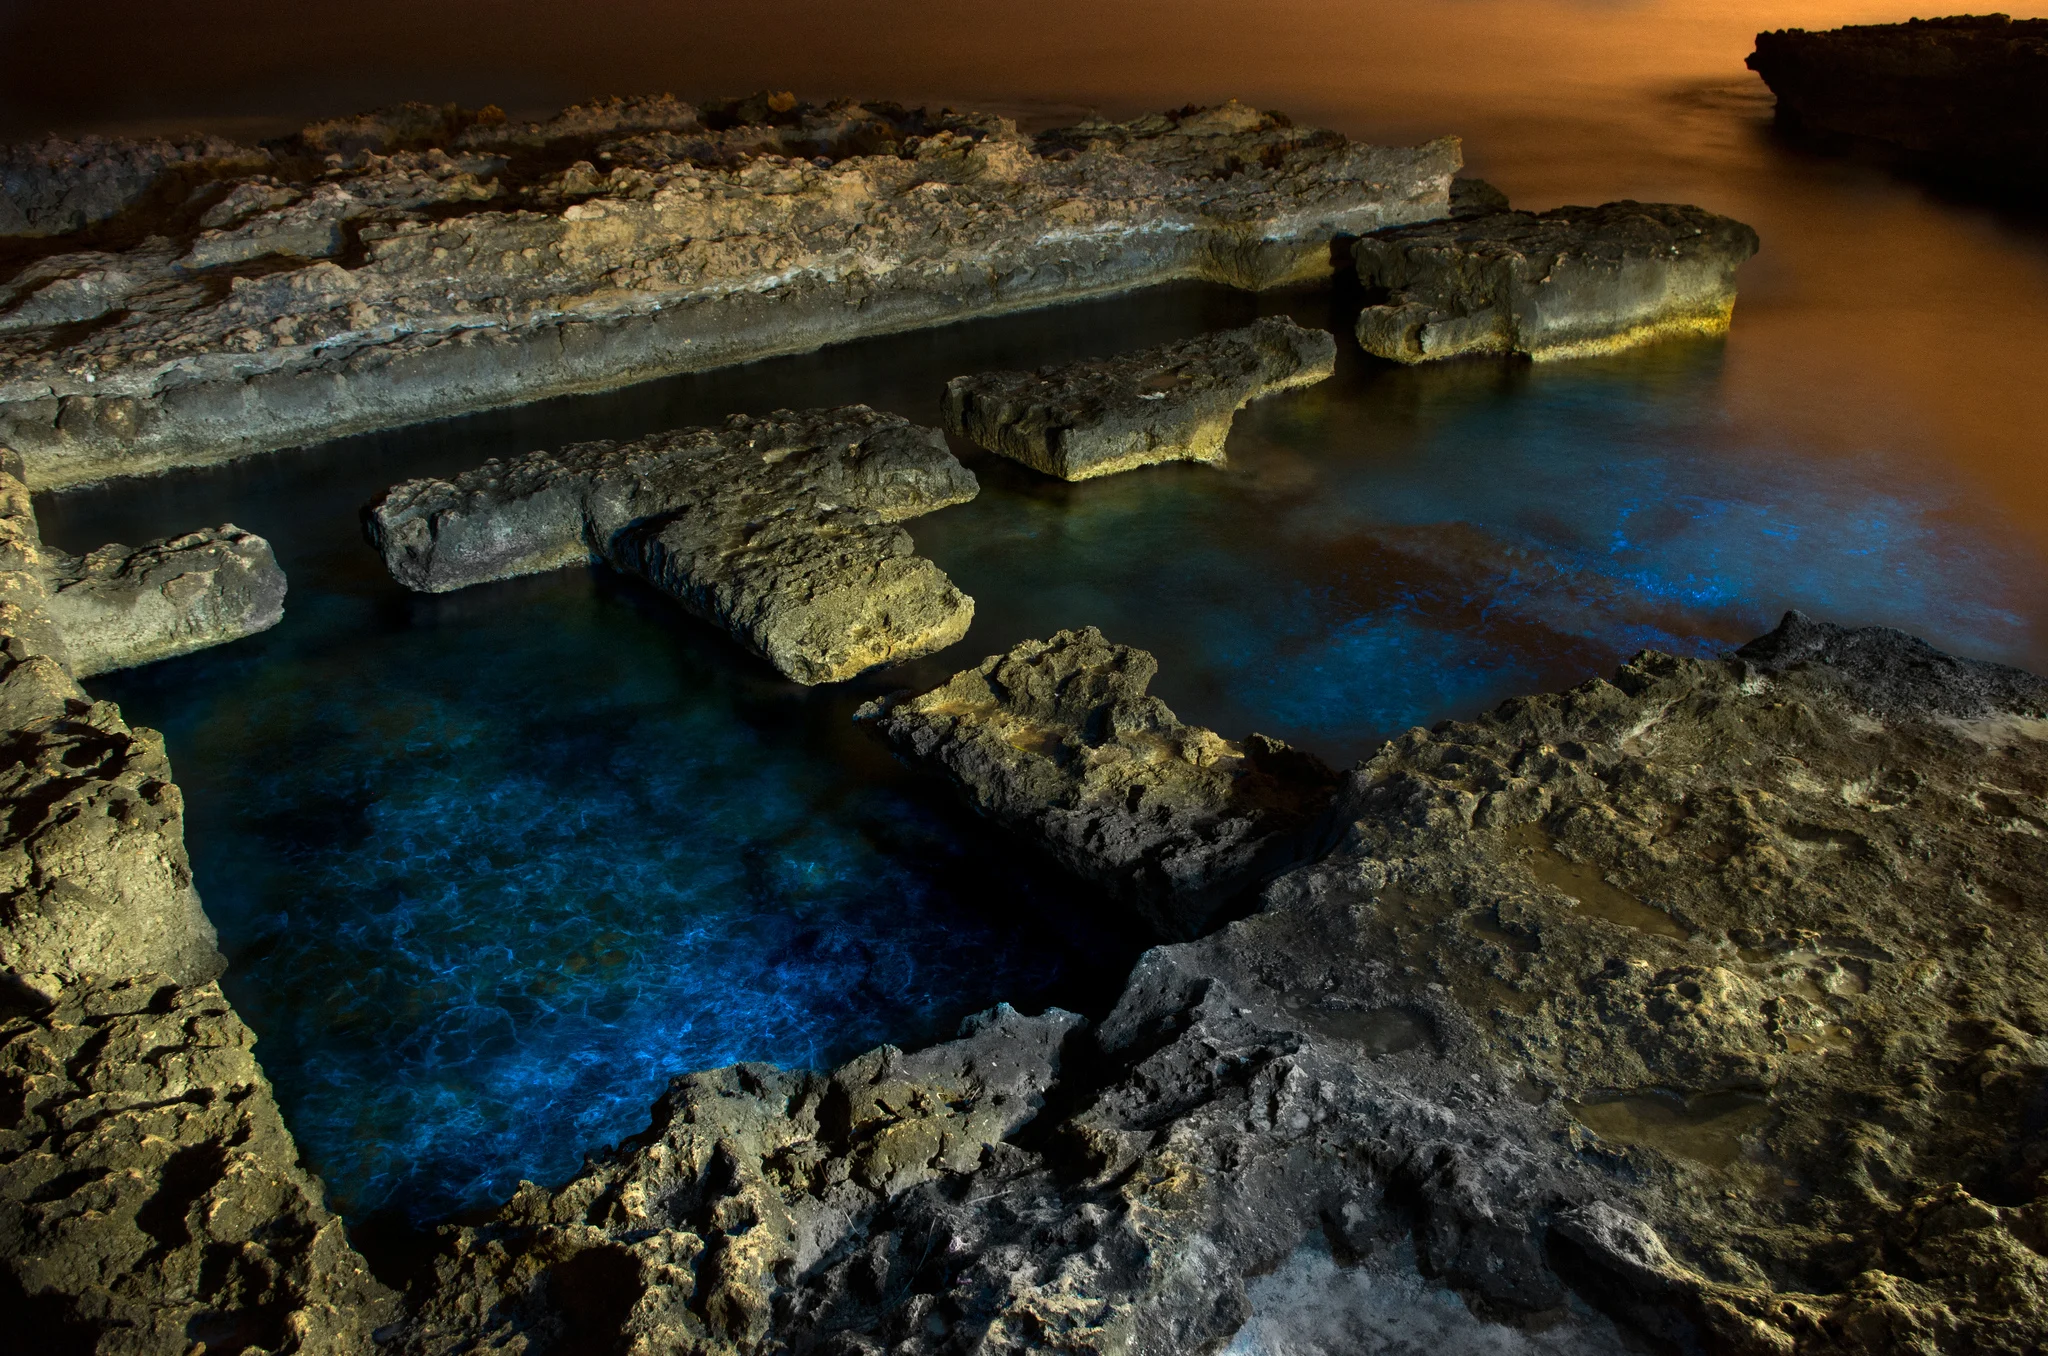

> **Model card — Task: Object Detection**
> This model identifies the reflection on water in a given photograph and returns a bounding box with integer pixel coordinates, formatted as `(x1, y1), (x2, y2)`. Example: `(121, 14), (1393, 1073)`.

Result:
(25, 0), (2048, 1227)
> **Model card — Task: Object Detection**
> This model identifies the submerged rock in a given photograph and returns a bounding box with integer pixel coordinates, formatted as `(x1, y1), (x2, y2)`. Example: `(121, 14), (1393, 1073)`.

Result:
(0, 468), (393, 1352)
(0, 97), (1460, 489)
(44, 525), (286, 677)
(1354, 201), (1760, 363)
(860, 627), (1340, 936)
(1748, 15), (2048, 200)
(941, 317), (1337, 480)
(388, 612), (2046, 1356)
(366, 406), (978, 684)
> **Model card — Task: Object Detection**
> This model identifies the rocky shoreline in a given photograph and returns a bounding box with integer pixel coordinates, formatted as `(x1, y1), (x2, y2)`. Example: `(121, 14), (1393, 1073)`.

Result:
(0, 97), (1458, 490)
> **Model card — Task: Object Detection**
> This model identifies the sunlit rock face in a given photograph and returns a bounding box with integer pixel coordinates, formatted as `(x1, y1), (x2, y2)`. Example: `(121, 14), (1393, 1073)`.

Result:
(0, 464), (392, 1353)
(861, 626), (1341, 937)
(386, 614), (2047, 1356)
(0, 95), (1459, 489)
(942, 317), (1336, 480)
(1748, 15), (2048, 199)
(366, 406), (979, 684)
(43, 526), (286, 677)
(1354, 201), (1759, 363)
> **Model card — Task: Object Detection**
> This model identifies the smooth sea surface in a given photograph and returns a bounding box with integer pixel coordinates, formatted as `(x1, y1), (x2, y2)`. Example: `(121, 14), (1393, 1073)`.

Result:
(24, 0), (2048, 1232)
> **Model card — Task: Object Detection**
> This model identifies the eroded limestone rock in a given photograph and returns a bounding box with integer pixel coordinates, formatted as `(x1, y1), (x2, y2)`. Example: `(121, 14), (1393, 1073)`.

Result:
(0, 465), (392, 1352)
(1354, 201), (1760, 363)
(44, 526), (286, 678)
(1748, 15), (2048, 200)
(0, 97), (1460, 488)
(366, 407), (978, 684)
(860, 627), (1340, 936)
(942, 317), (1337, 480)
(392, 613), (2047, 1356)
(0, 134), (268, 237)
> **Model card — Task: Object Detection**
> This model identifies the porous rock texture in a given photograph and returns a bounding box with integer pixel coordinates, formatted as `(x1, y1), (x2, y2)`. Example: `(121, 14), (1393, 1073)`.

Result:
(941, 317), (1337, 480)
(0, 458), (393, 1352)
(1748, 15), (2048, 199)
(1354, 201), (1760, 363)
(365, 406), (978, 685)
(861, 626), (1342, 939)
(0, 134), (269, 237)
(44, 526), (287, 678)
(381, 612), (2047, 1356)
(0, 95), (1460, 488)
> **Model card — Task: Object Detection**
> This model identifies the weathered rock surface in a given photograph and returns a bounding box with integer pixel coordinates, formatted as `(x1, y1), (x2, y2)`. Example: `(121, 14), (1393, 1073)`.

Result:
(1748, 15), (2048, 200)
(860, 627), (1341, 937)
(941, 317), (1337, 480)
(0, 96), (1460, 488)
(44, 526), (287, 678)
(0, 134), (268, 238)
(0, 460), (393, 1351)
(366, 406), (978, 684)
(1354, 201), (1760, 363)
(383, 612), (2047, 1356)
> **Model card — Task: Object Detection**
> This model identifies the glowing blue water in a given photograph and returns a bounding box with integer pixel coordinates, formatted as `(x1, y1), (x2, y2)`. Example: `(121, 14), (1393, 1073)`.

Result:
(50, 281), (2043, 1230)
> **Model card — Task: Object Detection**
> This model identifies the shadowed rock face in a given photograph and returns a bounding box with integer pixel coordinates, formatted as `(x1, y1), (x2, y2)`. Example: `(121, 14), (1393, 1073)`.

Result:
(385, 614), (2045, 1356)
(366, 406), (979, 684)
(859, 627), (1341, 937)
(0, 96), (1460, 489)
(0, 468), (394, 1353)
(44, 526), (286, 678)
(941, 317), (1337, 480)
(1354, 201), (1760, 363)
(0, 134), (268, 237)
(1748, 15), (2048, 200)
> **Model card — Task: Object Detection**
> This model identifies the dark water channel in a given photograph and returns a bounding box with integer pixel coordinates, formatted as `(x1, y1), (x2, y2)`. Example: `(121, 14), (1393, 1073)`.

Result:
(27, 0), (2048, 1235)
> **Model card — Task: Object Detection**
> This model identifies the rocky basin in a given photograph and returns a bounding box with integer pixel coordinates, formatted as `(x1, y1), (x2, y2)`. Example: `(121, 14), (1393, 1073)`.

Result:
(43, 525), (286, 677)
(1353, 200), (1760, 363)
(859, 627), (1340, 937)
(365, 406), (978, 684)
(940, 317), (1337, 480)
(0, 467), (392, 1351)
(358, 613), (2048, 1356)
(1748, 15), (2048, 201)
(0, 96), (1460, 489)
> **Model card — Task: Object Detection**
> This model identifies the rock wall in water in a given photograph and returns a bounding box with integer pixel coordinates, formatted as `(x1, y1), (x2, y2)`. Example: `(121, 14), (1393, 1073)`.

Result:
(0, 96), (1459, 489)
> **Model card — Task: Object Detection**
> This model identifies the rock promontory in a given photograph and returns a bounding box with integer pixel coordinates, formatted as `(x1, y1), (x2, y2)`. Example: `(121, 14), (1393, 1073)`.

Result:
(941, 317), (1337, 480)
(0, 96), (1461, 488)
(1748, 15), (2048, 200)
(378, 612), (2048, 1356)
(1354, 200), (1760, 363)
(43, 525), (286, 677)
(366, 406), (978, 684)
(860, 627), (1340, 936)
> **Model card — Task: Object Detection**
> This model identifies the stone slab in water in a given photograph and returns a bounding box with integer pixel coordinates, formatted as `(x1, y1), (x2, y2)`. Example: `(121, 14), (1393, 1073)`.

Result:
(0, 95), (1460, 489)
(365, 406), (978, 685)
(386, 613), (2048, 1356)
(941, 316), (1337, 480)
(860, 625), (1340, 936)
(1353, 200), (1760, 363)
(1748, 15), (2048, 199)
(44, 525), (286, 678)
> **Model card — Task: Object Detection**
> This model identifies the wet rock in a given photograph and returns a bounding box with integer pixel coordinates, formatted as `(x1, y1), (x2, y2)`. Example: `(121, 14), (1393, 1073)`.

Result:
(1748, 15), (2048, 201)
(366, 406), (978, 684)
(859, 627), (1340, 936)
(1354, 201), (1760, 363)
(0, 97), (1459, 488)
(942, 317), (1337, 480)
(44, 526), (286, 678)
(396, 613), (2047, 1356)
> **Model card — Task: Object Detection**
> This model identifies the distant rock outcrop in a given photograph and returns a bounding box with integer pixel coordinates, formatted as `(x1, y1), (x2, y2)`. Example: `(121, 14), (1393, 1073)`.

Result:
(44, 525), (286, 677)
(366, 406), (978, 684)
(861, 627), (1340, 936)
(942, 317), (1336, 480)
(1748, 15), (2048, 200)
(1354, 201), (1759, 363)
(0, 96), (1460, 488)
